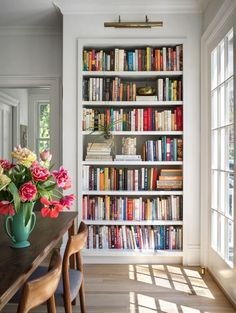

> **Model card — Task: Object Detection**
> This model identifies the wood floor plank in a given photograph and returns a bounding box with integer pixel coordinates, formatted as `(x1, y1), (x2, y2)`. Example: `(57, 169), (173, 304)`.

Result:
(2, 264), (236, 313)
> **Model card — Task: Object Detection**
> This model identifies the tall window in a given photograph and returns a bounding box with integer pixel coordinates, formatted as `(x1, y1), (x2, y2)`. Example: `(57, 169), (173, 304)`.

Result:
(37, 101), (50, 155)
(211, 29), (234, 266)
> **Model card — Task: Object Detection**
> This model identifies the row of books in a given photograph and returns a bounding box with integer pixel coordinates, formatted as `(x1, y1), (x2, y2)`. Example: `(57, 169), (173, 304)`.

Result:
(142, 138), (183, 161)
(83, 46), (183, 72)
(83, 195), (183, 221)
(86, 225), (183, 250)
(83, 77), (183, 102)
(157, 169), (183, 190)
(82, 166), (183, 191)
(82, 107), (183, 131)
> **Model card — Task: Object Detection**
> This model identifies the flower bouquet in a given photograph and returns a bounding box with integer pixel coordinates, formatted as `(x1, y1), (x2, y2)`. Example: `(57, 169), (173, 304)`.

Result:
(0, 146), (75, 248)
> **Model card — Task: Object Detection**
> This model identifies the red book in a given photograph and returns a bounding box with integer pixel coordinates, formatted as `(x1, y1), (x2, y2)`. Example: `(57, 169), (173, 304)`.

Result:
(147, 108), (152, 131)
(176, 106), (183, 130)
(143, 109), (148, 131)
(166, 137), (171, 161)
(155, 49), (158, 71)
(127, 199), (133, 221)
(152, 168), (158, 190)
(115, 226), (121, 249)
(135, 108), (138, 131)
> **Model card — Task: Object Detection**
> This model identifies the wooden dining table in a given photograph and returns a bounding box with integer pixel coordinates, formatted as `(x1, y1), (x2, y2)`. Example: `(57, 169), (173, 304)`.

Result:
(0, 211), (78, 311)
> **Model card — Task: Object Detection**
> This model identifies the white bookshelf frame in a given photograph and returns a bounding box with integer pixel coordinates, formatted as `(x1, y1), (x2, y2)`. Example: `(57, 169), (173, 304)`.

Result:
(78, 38), (185, 264)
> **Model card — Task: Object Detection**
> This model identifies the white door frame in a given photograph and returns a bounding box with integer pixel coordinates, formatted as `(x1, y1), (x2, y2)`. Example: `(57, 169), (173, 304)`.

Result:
(201, 0), (236, 304)
(0, 76), (61, 167)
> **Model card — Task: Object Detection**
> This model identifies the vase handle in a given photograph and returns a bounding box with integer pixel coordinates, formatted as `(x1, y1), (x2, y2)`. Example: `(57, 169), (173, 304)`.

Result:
(29, 212), (36, 234)
(4, 216), (16, 243)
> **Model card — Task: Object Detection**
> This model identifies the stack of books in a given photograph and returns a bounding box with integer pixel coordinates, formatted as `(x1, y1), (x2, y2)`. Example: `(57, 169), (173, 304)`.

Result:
(85, 143), (112, 161)
(114, 155), (142, 161)
(157, 169), (183, 190)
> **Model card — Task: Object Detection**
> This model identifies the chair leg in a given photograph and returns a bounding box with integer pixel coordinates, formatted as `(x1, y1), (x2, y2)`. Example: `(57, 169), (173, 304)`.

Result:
(47, 295), (56, 313)
(79, 279), (86, 313)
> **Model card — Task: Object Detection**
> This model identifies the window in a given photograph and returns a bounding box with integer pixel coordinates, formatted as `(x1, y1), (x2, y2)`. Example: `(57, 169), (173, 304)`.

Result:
(37, 101), (50, 155)
(211, 29), (234, 266)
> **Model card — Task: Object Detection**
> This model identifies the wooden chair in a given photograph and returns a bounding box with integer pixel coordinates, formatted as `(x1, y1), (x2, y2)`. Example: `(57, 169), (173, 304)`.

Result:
(61, 221), (88, 313)
(17, 249), (62, 313)
(12, 222), (88, 313)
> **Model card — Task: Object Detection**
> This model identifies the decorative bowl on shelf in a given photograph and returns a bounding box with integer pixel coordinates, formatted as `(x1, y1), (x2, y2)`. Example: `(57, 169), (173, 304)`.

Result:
(137, 87), (156, 96)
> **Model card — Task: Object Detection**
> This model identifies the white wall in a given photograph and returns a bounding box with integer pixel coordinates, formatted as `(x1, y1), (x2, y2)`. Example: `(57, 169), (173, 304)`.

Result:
(0, 30), (62, 77)
(202, 0), (224, 32)
(62, 12), (202, 265)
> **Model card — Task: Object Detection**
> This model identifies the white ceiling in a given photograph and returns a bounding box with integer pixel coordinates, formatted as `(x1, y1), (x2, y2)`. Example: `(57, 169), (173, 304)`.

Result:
(0, 0), (211, 27)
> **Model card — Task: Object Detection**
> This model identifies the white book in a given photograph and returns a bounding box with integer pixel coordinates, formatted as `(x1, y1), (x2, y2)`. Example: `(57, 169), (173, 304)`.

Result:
(163, 47), (167, 71)
(118, 49), (124, 71)
(89, 78), (93, 101)
(115, 48), (119, 71)
(176, 45), (180, 71)
(158, 79), (163, 101)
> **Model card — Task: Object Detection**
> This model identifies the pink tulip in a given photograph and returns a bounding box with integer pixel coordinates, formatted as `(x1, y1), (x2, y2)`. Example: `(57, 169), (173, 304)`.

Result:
(40, 196), (63, 218)
(19, 182), (37, 202)
(40, 150), (52, 162)
(53, 166), (72, 190)
(31, 165), (50, 182)
(0, 201), (15, 216)
(60, 194), (76, 209)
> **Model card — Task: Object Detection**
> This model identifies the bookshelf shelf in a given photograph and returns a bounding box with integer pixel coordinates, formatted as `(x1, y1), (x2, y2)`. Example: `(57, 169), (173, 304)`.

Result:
(84, 220), (183, 226)
(82, 190), (183, 196)
(82, 101), (183, 106)
(82, 71), (183, 77)
(83, 249), (183, 257)
(83, 131), (183, 136)
(82, 161), (183, 166)
(80, 42), (184, 261)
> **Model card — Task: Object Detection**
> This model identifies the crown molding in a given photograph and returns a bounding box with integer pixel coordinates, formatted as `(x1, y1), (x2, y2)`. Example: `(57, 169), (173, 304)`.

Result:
(54, 0), (202, 15)
(0, 26), (62, 36)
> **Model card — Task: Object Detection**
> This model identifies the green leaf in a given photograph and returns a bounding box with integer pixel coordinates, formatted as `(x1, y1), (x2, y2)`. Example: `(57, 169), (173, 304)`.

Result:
(44, 182), (57, 191)
(7, 182), (20, 213)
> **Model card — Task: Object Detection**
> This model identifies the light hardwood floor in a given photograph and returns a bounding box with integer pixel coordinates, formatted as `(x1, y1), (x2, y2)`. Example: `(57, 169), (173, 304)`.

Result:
(3, 264), (236, 313)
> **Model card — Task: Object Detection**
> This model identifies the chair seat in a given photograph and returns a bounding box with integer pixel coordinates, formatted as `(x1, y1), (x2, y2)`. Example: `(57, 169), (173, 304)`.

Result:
(11, 266), (82, 305)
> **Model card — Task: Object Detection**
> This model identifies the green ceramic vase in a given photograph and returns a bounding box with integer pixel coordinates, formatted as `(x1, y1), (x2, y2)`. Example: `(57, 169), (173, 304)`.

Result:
(4, 202), (36, 248)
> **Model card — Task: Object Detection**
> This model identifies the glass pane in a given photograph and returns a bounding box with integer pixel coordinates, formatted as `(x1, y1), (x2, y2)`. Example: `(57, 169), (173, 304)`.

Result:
(211, 210), (217, 250)
(227, 30), (233, 78)
(219, 172), (226, 213)
(211, 48), (218, 90)
(226, 126), (234, 171)
(220, 128), (226, 170)
(219, 215), (225, 255)
(219, 40), (225, 83)
(39, 103), (50, 139)
(211, 130), (218, 169)
(211, 170), (218, 210)
(219, 85), (225, 127)
(38, 140), (50, 153)
(226, 219), (234, 266)
(211, 90), (218, 129)
(226, 173), (234, 219)
(226, 79), (234, 124)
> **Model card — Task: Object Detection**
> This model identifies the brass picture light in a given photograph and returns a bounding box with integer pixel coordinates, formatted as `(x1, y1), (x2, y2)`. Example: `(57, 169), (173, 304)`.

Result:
(104, 16), (163, 28)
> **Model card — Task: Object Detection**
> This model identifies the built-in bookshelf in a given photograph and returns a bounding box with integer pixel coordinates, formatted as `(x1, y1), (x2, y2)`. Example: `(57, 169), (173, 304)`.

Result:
(79, 40), (184, 262)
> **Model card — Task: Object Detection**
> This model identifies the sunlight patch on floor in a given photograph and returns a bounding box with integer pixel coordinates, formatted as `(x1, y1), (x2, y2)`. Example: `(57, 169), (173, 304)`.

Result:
(181, 305), (202, 313)
(159, 299), (179, 313)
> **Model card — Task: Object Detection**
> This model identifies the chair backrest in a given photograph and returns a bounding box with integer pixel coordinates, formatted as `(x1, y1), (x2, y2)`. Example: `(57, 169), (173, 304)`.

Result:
(62, 222), (88, 305)
(63, 221), (88, 271)
(17, 250), (62, 313)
